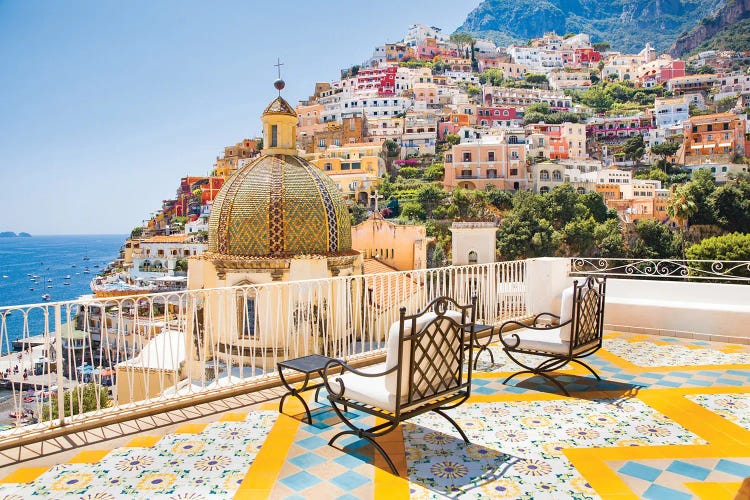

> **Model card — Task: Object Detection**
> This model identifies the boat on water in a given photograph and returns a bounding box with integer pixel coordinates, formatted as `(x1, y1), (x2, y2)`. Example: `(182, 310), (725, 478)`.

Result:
(2, 275), (7, 279)
(46, 278), (52, 283)
(31, 275), (40, 279)
(71, 264), (77, 268)
(29, 287), (34, 291)
(63, 282), (70, 286)
(64, 275), (71, 280)
(41, 294), (51, 301)
(46, 285), (52, 289)
(83, 268), (90, 274)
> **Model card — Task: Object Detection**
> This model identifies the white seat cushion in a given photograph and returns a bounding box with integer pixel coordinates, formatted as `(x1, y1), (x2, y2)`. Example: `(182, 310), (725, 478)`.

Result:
(558, 286), (575, 341)
(509, 327), (597, 356)
(330, 363), (401, 413)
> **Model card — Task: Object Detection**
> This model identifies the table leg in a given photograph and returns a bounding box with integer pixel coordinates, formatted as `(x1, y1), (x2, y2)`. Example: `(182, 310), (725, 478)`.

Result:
(278, 370), (314, 424)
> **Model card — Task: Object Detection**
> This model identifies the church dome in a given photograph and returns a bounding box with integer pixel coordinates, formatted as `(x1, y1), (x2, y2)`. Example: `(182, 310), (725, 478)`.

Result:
(208, 153), (352, 257)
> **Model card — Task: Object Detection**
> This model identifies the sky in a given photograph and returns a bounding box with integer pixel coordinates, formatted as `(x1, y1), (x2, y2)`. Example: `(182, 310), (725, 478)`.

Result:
(0, 1), (472, 235)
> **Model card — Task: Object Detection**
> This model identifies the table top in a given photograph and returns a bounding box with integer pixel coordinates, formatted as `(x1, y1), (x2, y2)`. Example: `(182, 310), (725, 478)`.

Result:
(277, 354), (336, 374)
(465, 324), (494, 334)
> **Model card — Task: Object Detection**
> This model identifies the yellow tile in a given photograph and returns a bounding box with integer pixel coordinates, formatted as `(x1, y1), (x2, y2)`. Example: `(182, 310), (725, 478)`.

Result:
(236, 413), (300, 495)
(69, 449), (110, 463)
(174, 423), (208, 434)
(220, 412), (248, 422)
(685, 481), (742, 500)
(125, 436), (161, 447)
(0, 467), (48, 483)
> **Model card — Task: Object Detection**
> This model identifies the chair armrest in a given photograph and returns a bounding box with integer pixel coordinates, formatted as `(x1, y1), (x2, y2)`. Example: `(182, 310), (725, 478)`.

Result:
(322, 359), (397, 399)
(532, 312), (560, 327)
(498, 317), (572, 349)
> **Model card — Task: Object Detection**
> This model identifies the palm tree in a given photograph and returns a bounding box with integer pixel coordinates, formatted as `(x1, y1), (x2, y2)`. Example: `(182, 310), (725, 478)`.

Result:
(667, 185), (697, 260)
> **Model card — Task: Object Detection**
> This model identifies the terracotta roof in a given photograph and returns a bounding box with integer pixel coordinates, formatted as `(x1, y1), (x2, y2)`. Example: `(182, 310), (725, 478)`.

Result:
(144, 234), (193, 243)
(688, 112), (739, 124)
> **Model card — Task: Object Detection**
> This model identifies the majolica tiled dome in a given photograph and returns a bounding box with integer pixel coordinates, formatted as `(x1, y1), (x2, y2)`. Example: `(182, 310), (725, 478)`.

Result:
(208, 154), (352, 257)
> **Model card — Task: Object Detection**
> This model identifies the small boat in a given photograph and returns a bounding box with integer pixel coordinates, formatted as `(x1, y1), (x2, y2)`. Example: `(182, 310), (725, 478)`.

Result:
(83, 268), (90, 274)
(2, 275), (7, 279)
(8, 411), (28, 419)
(29, 287), (34, 291)
(71, 264), (77, 268)
(46, 285), (52, 289)
(63, 283), (70, 286)
(31, 275), (39, 279)
(93, 265), (100, 268)
(83, 255), (90, 261)
(47, 278), (52, 283)
(41, 294), (51, 301)
(64, 275), (71, 280)
(26, 273), (31, 277)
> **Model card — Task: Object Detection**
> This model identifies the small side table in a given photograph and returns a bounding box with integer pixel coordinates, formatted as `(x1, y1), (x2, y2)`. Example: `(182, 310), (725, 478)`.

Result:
(277, 354), (338, 424)
(465, 324), (496, 369)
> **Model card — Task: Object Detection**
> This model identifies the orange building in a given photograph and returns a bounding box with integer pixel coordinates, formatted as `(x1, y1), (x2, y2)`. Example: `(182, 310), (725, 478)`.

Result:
(682, 113), (746, 164)
(308, 115), (365, 153)
(214, 139), (259, 178)
(444, 131), (527, 191)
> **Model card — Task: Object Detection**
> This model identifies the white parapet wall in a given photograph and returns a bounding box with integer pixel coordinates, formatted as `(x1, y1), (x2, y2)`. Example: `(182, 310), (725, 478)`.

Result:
(604, 278), (750, 344)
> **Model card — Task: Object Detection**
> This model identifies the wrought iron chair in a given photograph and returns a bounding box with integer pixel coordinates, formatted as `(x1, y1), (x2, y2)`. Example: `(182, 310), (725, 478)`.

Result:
(322, 296), (477, 475)
(498, 276), (606, 396)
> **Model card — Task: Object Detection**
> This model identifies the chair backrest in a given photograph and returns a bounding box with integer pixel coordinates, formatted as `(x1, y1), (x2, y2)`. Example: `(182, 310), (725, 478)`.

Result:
(570, 276), (606, 350)
(385, 296), (476, 411)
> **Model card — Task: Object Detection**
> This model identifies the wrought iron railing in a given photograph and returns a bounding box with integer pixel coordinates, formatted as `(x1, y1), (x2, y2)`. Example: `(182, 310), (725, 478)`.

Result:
(570, 258), (750, 283)
(0, 261), (527, 442)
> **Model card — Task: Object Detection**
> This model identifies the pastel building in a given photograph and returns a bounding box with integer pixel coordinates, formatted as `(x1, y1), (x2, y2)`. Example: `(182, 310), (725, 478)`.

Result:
(444, 130), (527, 191)
(682, 112), (747, 163)
(351, 212), (427, 271)
(306, 142), (385, 206)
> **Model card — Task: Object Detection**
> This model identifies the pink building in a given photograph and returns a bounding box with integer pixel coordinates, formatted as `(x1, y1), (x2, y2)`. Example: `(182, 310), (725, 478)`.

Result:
(444, 131), (527, 191)
(476, 107), (521, 127)
(658, 61), (686, 84)
(356, 66), (398, 95)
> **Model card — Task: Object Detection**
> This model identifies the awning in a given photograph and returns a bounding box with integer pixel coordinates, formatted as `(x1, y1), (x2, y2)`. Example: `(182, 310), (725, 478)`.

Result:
(690, 145), (702, 149)
(718, 142), (732, 147)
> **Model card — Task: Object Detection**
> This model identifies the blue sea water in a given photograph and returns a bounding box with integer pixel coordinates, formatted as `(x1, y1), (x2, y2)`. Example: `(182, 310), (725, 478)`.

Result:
(0, 235), (126, 344)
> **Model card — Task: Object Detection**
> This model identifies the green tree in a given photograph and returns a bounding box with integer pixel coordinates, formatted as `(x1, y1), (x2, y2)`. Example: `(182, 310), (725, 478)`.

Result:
(560, 217), (597, 256)
(478, 69), (504, 86)
(415, 184), (446, 216)
(580, 85), (613, 113)
(696, 64), (715, 74)
(525, 73), (548, 86)
(444, 133), (460, 146)
(710, 181), (750, 232)
(42, 383), (111, 421)
(594, 219), (626, 257)
(544, 184), (580, 228)
(383, 139), (399, 157)
(686, 233), (750, 268)
(683, 169), (717, 226)
(349, 204), (369, 226)
(401, 201), (425, 221)
(622, 134), (646, 165)
(488, 189), (513, 211)
(398, 166), (421, 179)
(592, 42), (610, 52)
(650, 142), (681, 169)
(580, 192), (609, 223)
(715, 95), (738, 113)
(667, 184), (698, 259)
(630, 218), (680, 259)
(130, 226), (143, 239)
(175, 258), (188, 272)
(423, 163), (444, 181)
(634, 167), (669, 184)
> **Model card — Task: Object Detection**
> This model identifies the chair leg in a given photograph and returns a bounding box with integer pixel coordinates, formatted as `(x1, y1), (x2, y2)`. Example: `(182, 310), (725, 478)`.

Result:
(571, 358), (601, 380)
(433, 408), (470, 443)
(503, 351), (572, 396)
(328, 430), (399, 475)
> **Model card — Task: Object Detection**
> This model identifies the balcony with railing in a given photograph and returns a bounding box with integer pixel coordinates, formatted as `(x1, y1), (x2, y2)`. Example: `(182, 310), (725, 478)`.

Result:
(0, 258), (748, 498)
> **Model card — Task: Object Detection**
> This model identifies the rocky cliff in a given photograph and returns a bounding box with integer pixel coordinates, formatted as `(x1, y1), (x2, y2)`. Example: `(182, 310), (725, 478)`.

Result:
(668, 0), (750, 56)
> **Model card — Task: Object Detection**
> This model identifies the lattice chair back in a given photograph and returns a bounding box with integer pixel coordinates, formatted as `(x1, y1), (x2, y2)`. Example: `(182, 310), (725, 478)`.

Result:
(394, 296), (476, 410)
(570, 276), (606, 351)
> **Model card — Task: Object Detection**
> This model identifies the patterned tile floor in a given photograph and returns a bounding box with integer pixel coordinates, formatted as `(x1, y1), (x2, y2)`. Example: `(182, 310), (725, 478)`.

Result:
(0, 331), (748, 499)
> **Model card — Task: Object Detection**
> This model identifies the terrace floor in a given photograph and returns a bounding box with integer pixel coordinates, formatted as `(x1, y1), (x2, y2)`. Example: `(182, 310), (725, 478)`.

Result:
(0, 331), (748, 499)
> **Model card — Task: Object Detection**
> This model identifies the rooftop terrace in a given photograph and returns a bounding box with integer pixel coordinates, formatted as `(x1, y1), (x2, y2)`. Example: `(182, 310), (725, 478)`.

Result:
(0, 258), (748, 498)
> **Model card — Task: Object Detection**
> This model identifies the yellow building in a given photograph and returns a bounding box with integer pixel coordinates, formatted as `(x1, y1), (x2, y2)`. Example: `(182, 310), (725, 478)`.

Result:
(214, 139), (259, 178)
(305, 142), (385, 207)
(351, 212), (427, 271)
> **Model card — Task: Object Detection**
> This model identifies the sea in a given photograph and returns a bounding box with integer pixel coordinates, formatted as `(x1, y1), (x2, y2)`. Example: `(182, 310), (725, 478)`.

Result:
(0, 234), (126, 348)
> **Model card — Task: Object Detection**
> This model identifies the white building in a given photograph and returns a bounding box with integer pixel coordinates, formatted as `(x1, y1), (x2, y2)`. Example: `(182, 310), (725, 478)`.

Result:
(131, 234), (207, 280)
(403, 24), (450, 46)
(654, 96), (690, 128)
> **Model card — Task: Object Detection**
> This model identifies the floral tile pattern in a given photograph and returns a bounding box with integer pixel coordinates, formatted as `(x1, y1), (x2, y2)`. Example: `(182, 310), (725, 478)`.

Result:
(0, 411), (276, 499)
(604, 338), (750, 367)
(403, 398), (703, 499)
(687, 393), (750, 431)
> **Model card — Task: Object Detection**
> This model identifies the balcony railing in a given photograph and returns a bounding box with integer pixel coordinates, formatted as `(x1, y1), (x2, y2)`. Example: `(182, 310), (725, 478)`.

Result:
(570, 258), (750, 283)
(0, 261), (527, 447)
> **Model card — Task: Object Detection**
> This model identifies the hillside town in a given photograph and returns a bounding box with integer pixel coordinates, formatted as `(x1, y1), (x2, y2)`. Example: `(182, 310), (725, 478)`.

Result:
(96, 23), (750, 294)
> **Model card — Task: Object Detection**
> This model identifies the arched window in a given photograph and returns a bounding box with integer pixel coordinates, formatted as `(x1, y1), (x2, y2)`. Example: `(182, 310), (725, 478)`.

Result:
(468, 251), (478, 264)
(553, 170), (562, 181)
(235, 281), (257, 337)
(577, 187), (586, 194)
(540, 170), (550, 181)
(540, 186), (550, 194)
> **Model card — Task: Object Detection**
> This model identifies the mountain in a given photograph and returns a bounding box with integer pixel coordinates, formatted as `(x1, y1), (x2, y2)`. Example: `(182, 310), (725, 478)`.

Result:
(455, 0), (726, 53)
(668, 0), (750, 56)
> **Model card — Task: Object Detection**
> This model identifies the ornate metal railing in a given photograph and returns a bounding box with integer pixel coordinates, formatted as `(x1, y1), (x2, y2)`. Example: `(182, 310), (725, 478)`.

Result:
(570, 258), (750, 283)
(0, 260), (527, 445)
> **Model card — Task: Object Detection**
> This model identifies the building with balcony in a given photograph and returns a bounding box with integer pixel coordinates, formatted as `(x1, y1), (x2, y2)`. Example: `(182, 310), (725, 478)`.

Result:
(654, 96), (690, 128)
(307, 114), (365, 153)
(131, 234), (206, 280)
(586, 113), (655, 143)
(482, 86), (572, 111)
(681, 112), (747, 164)
(476, 106), (521, 128)
(444, 130), (527, 191)
(214, 139), (259, 178)
(400, 111), (437, 158)
(666, 74), (719, 95)
(306, 142), (385, 206)
(548, 70), (592, 91)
